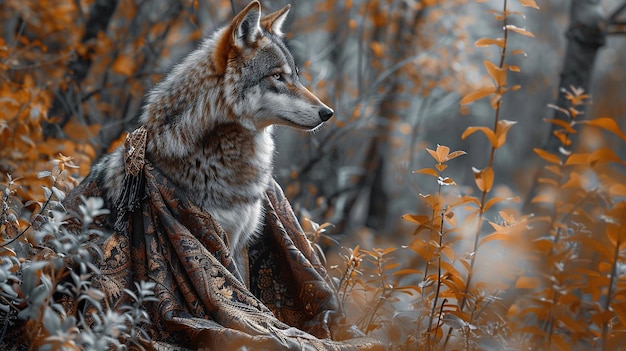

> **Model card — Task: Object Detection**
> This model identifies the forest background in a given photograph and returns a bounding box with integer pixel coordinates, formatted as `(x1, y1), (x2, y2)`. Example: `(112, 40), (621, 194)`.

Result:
(1, 0), (626, 349)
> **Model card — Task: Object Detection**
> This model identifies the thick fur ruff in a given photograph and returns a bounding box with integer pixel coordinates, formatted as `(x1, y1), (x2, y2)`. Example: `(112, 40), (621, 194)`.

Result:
(88, 1), (333, 283)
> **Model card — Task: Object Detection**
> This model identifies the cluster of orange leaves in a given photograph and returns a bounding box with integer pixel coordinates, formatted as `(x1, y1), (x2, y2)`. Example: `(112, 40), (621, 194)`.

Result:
(0, 1), (98, 203)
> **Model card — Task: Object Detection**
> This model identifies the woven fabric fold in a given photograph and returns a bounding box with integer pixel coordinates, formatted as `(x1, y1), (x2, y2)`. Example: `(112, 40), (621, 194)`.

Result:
(55, 157), (381, 350)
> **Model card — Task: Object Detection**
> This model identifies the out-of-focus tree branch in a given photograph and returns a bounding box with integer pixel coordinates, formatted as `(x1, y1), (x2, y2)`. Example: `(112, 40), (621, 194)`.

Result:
(44, 0), (119, 138)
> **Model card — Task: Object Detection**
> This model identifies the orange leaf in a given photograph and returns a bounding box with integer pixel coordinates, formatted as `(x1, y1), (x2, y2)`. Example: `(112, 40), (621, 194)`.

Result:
(494, 120), (517, 148)
(551, 335), (570, 351)
(478, 233), (509, 247)
(370, 41), (384, 58)
(473, 166), (494, 193)
(447, 150), (467, 161)
(606, 223), (626, 250)
(449, 195), (480, 208)
(435, 163), (448, 172)
(402, 214), (431, 225)
(426, 147), (442, 163)
(112, 55), (135, 77)
(505, 25), (535, 37)
(569, 107), (583, 119)
(484, 195), (520, 212)
(610, 184), (626, 197)
(441, 244), (455, 261)
(564, 153), (590, 165)
(588, 147), (622, 166)
(531, 193), (555, 204)
(414, 168), (439, 177)
(538, 177), (558, 186)
(544, 118), (576, 134)
(519, 0), (540, 9)
(440, 261), (464, 284)
(426, 145), (465, 164)
(409, 239), (434, 260)
(462, 126), (497, 147)
(548, 103), (571, 118)
(515, 276), (540, 289)
(419, 193), (443, 210)
(565, 87), (591, 106)
(605, 202), (626, 249)
(553, 130), (572, 146)
(581, 117), (626, 141)
(533, 148), (562, 164)
(507, 65), (521, 72)
(0, 246), (17, 257)
(474, 37), (504, 48)
(532, 238), (553, 254)
(460, 86), (495, 105)
(484, 60), (507, 87)
(561, 171), (582, 190)
(614, 302), (626, 327)
(436, 145), (450, 163)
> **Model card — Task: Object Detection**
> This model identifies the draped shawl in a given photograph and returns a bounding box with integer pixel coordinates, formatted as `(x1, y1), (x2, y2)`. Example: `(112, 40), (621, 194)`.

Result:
(52, 129), (381, 350)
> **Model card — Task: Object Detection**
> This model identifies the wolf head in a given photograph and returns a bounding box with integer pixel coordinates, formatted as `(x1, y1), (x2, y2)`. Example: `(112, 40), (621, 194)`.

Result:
(141, 1), (332, 159)
(216, 1), (334, 131)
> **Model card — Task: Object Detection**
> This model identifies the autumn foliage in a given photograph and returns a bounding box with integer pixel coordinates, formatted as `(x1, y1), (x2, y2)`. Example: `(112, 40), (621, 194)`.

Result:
(2, 0), (626, 349)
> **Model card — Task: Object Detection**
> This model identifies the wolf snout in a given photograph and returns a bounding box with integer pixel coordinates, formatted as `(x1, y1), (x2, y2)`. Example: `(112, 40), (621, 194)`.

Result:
(318, 106), (334, 122)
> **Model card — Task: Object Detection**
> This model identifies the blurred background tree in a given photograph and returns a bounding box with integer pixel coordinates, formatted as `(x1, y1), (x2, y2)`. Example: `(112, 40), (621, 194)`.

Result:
(1, 0), (625, 239)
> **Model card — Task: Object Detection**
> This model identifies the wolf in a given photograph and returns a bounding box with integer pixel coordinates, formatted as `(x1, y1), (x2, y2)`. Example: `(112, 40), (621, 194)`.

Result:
(88, 0), (333, 284)
(7, 3), (384, 348)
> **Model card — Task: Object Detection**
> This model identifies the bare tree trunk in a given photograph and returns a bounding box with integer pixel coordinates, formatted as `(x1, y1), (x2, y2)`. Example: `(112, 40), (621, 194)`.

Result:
(523, 0), (606, 214)
(542, 0), (606, 156)
(364, 1), (423, 231)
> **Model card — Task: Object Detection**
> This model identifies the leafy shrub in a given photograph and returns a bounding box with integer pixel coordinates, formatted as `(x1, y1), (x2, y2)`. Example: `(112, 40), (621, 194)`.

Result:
(0, 162), (156, 350)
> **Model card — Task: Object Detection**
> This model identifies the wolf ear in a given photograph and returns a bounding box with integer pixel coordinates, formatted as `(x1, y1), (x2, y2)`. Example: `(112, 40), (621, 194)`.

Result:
(261, 4), (291, 37)
(232, 1), (263, 48)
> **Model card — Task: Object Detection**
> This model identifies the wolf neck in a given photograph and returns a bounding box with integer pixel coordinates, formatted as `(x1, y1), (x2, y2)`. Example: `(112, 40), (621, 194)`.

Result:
(146, 121), (275, 214)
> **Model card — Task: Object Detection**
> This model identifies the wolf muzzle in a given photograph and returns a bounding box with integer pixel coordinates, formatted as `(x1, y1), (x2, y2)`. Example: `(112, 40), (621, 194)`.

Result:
(319, 106), (334, 121)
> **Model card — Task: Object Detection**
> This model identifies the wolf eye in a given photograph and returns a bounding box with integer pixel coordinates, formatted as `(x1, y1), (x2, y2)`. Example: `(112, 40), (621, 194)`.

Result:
(272, 73), (284, 81)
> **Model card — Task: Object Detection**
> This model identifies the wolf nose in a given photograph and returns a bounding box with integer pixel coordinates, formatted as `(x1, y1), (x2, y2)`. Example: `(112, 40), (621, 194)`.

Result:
(319, 107), (334, 121)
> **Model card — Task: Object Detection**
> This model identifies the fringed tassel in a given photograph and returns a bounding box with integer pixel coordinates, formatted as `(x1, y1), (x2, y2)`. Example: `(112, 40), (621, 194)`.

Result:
(114, 171), (146, 231)
(114, 126), (148, 232)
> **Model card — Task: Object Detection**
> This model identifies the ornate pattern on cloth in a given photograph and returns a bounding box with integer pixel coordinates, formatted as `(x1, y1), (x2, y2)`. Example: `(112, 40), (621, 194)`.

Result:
(115, 125), (148, 231)
(55, 136), (381, 350)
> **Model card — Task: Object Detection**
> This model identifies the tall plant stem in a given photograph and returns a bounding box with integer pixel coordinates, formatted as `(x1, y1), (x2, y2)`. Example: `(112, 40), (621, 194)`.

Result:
(445, 0), (512, 347)
(460, 0), (509, 312)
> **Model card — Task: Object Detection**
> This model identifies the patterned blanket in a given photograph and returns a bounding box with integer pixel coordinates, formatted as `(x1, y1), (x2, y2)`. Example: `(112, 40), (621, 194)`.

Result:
(50, 146), (380, 350)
